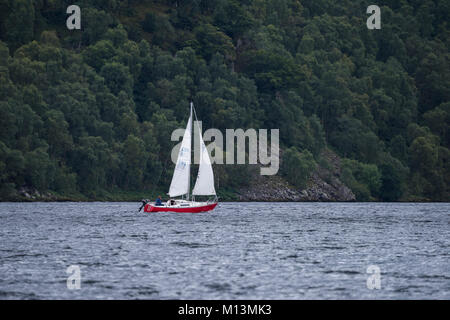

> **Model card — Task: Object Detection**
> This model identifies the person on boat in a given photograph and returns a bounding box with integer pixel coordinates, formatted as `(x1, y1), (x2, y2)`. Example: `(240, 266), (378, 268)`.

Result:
(155, 196), (162, 206)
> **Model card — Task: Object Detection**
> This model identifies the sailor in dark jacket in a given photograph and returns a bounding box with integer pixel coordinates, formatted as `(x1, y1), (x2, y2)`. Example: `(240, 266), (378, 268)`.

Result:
(155, 196), (162, 206)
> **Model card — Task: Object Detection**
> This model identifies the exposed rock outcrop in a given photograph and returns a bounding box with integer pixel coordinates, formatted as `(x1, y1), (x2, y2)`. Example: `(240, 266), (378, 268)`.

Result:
(237, 149), (355, 202)
(17, 187), (58, 201)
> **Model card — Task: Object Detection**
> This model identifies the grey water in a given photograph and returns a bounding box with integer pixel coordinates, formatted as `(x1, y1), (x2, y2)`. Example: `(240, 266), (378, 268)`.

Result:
(0, 202), (449, 300)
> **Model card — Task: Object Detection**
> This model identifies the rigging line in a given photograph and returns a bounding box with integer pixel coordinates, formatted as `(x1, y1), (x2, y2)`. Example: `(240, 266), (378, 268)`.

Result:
(191, 102), (203, 149)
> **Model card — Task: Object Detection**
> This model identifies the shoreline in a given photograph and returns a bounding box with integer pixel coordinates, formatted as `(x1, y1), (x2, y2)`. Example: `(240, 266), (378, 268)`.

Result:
(1, 199), (446, 203)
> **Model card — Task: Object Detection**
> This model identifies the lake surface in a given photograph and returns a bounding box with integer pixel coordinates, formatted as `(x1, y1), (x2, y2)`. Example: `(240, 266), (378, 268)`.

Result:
(0, 202), (449, 299)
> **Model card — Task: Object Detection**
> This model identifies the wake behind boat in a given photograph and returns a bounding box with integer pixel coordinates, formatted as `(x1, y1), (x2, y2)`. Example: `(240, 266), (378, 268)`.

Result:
(142, 102), (218, 213)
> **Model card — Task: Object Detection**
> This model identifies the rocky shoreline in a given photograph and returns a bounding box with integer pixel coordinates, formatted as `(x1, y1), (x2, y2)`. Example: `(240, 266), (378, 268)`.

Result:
(237, 149), (356, 202)
(237, 172), (355, 202)
(4, 150), (356, 203)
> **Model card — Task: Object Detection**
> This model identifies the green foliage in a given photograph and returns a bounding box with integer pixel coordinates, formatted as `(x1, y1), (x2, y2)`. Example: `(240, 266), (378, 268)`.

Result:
(122, 134), (148, 189)
(213, 0), (254, 38)
(81, 8), (114, 45)
(191, 23), (235, 61)
(142, 13), (157, 33)
(341, 159), (381, 201)
(100, 62), (133, 96)
(379, 162), (405, 202)
(330, 115), (383, 164)
(423, 102), (450, 147)
(281, 148), (317, 189)
(0, 0), (448, 201)
(3, 0), (34, 50)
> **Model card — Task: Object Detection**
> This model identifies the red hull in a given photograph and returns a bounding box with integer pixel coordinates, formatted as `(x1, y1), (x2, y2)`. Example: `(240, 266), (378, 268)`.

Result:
(144, 203), (218, 213)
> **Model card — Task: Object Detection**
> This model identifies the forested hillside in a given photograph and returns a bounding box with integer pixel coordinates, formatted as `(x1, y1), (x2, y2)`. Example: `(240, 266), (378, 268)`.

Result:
(0, 0), (449, 201)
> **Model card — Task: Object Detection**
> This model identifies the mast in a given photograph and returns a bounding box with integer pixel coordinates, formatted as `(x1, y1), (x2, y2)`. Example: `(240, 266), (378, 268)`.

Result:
(187, 102), (193, 200)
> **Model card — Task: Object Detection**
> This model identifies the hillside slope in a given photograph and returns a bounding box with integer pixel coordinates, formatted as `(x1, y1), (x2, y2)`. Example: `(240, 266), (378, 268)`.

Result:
(0, 0), (449, 201)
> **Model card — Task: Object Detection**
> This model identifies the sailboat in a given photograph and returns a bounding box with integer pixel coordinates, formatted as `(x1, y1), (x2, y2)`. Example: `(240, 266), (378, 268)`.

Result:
(143, 102), (218, 213)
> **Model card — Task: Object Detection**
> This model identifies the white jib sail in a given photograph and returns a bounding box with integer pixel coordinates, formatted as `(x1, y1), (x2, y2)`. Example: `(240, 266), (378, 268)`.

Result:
(168, 109), (192, 198)
(192, 125), (216, 196)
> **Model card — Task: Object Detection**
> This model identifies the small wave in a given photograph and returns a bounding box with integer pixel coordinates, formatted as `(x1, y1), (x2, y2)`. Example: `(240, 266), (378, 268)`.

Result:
(323, 270), (360, 275)
(418, 274), (450, 280)
(394, 285), (423, 293)
(79, 261), (106, 267)
(281, 254), (299, 260)
(205, 282), (232, 292)
(333, 287), (347, 291)
(0, 291), (37, 299)
(83, 279), (101, 285)
(3, 253), (46, 259)
(240, 285), (257, 290)
(126, 286), (159, 297)
(171, 241), (213, 248)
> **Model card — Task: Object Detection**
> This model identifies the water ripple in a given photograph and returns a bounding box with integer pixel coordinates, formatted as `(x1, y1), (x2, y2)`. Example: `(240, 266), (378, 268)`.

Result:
(0, 202), (449, 299)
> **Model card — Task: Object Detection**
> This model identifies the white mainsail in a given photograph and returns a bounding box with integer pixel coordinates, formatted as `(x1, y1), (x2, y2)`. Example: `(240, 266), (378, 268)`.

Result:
(192, 114), (216, 196)
(168, 107), (192, 198)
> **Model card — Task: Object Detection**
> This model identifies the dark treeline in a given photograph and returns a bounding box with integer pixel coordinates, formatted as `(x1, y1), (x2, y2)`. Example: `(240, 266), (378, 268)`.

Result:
(0, 0), (448, 201)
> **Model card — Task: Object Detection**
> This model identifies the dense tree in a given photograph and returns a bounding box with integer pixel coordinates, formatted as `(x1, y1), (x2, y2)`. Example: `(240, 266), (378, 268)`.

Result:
(3, 0), (35, 50)
(0, 0), (448, 201)
(341, 159), (381, 201)
(281, 147), (317, 189)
